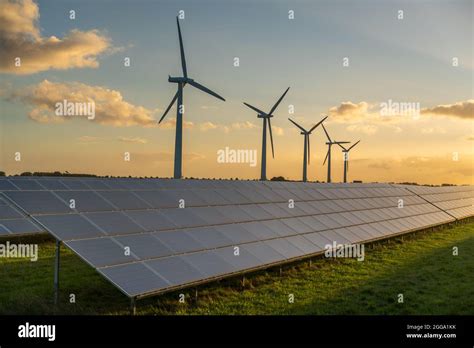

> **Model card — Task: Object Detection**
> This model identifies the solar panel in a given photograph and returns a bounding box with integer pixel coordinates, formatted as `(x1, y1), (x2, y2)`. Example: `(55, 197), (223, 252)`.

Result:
(0, 178), (471, 301)
(4, 191), (70, 214)
(83, 212), (144, 235)
(35, 214), (105, 240)
(98, 262), (169, 297)
(65, 238), (137, 268)
(145, 256), (205, 286)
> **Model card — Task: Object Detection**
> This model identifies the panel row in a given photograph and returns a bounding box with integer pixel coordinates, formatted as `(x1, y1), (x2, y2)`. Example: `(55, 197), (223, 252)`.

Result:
(61, 203), (450, 269)
(33, 201), (439, 242)
(0, 196), (45, 236)
(0, 177), (393, 191)
(97, 210), (452, 297)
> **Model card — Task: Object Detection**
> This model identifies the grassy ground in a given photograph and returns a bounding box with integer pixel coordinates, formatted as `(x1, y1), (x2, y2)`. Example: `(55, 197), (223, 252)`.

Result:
(0, 222), (473, 315)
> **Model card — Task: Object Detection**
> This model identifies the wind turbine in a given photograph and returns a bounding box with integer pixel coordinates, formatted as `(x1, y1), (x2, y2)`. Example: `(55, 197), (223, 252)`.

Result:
(288, 116), (328, 182)
(337, 140), (361, 183)
(321, 123), (350, 183)
(159, 17), (225, 179)
(243, 87), (290, 181)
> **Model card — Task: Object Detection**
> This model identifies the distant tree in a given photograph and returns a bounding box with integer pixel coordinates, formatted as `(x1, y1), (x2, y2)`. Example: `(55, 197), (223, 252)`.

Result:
(20, 172), (32, 176)
(0, 171), (5, 176)
(270, 176), (286, 181)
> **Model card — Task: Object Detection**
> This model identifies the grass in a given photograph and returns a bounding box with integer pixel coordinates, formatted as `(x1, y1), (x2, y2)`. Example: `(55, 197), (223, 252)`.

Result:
(0, 222), (473, 315)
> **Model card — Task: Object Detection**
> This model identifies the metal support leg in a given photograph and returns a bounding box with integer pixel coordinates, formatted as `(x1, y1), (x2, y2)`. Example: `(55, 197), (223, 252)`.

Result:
(279, 266), (283, 276)
(130, 298), (136, 315)
(242, 276), (246, 288)
(309, 259), (312, 268)
(195, 288), (198, 302)
(54, 239), (60, 306)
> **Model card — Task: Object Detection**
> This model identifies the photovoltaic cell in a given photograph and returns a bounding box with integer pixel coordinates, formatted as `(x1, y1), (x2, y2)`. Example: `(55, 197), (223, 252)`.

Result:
(83, 212), (144, 235)
(98, 262), (169, 297)
(5, 191), (70, 214)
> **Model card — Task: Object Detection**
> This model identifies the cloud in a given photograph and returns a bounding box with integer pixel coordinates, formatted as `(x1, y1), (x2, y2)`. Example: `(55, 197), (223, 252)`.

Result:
(78, 135), (103, 143)
(467, 136), (474, 141)
(346, 124), (378, 135)
(199, 121), (218, 131)
(420, 127), (446, 134)
(200, 105), (218, 110)
(159, 118), (194, 130)
(0, 0), (112, 74)
(196, 120), (262, 133)
(5, 80), (158, 126)
(133, 151), (205, 163)
(421, 100), (473, 120)
(231, 121), (258, 130)
(329, 101), (371, 121)
(118, 136), (147, 144)
(367, 162), (392, 170)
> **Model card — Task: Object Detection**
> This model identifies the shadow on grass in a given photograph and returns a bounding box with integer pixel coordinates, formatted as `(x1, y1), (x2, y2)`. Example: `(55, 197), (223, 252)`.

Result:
(1, 225), (473, 315)
(288, 235), (474, 315)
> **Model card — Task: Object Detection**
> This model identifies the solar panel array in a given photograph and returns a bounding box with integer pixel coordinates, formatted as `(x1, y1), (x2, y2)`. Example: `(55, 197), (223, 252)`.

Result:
(0, 195), (44, 237)
(0, 177), (472, 299)
(403, 185), (474, 220)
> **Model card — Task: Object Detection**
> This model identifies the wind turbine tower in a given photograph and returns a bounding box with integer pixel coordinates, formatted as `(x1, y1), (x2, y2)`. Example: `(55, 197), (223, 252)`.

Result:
(159, 17), (225, 179)
(288, 116), (327, 182)
(243, 87), (290, 181)
(337, 140), (361, 183)
(321, 124), (349, 183)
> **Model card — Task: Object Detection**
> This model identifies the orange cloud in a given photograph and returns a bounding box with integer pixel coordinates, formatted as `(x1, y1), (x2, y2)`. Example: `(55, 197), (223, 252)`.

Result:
(421, 100), (473, 120)
(346, 124), (378, 135)
(329, 101), (371, 121)
(118, 137), (148, 144)
(0, 0), (111, 74)
(6, 80), (157, 126)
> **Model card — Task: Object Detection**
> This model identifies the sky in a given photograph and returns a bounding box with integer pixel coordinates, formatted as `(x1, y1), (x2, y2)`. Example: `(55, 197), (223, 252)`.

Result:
(0, 0), (472, 184)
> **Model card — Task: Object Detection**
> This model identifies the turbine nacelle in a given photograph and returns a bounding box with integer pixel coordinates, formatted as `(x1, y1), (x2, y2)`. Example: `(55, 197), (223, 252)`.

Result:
(168, 76), (192, 83)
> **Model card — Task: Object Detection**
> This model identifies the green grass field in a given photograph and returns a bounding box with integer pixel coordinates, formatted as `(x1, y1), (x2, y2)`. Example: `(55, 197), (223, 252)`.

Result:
(1, 222), (473, 315)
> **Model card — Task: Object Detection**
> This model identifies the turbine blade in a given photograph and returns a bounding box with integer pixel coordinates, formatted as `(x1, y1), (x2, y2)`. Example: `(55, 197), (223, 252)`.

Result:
(243, 102), (266, 115)
(321, 123), (332, 142)
(188, 80), (225, 101)
(267, 117), (275, 158)
(176, 17), (187, 78)
(348, 140), (361, 151)
(288, 118), (306, 133)
(337, 143), (347, 151)
(268, 87), (290, 115)
(323, 149), (329, 165)
(158, 90), (179, 123)
(308, 115), (328, 133)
